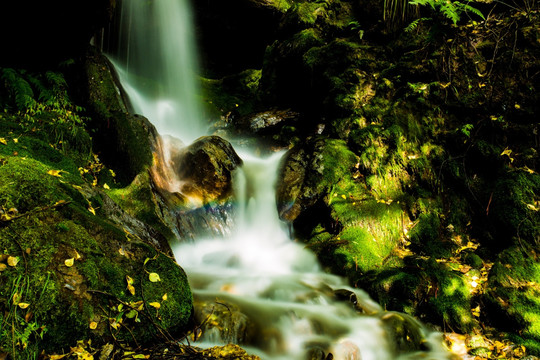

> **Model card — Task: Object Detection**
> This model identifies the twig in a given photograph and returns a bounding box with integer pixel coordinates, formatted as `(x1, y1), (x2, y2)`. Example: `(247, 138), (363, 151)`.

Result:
(0, 200), (71, 225)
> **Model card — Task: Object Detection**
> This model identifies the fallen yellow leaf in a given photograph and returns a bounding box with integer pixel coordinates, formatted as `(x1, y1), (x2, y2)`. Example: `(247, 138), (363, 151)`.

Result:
(7, 256), (18, 267)
(47, 169), (63, 177)
(12, 292), (21, 305)
(18, 302), (30, 309)
(127, 284), (135, 296)
(0, 138), (7, 145)
(148, 273), (161, 282)
(527, 203), (539, 212)
(89, 321), (98, 330)
(103, 183), (110, 190)
(162, 293), (168, 301)
(49, 355), (68, 360)
(148, 302), (161, 309)
(0, 263), (7, 272)
(65, 258), (75, 267)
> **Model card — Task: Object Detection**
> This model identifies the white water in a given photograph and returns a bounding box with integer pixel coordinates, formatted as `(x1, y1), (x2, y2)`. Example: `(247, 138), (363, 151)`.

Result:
(112, 0), (206, 144)
(109, 0), (455, 359)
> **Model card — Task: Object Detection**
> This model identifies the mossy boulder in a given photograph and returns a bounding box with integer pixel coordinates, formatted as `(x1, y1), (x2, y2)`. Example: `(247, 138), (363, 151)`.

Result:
(277, 137), (405, 277)
(0, 149), (192, 357)
(73, 47), (155, 185)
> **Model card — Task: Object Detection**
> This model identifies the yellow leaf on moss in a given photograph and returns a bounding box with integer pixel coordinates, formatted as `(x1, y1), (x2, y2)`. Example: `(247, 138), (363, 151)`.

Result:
(47, 169), (63, 177)
(149, 273), (161, 282)
(162, 293), (168, 301)
(7, 256), (18, 267)
(0, 138), (7, 145)
(65, 258), (75, 267)
(127, 284), (136, 296)
(0, 263), (7, 272)
(148, 302), (161, 309)
(12, 292), (21, 305)
(89, 321), (98, 330)
(49, 355), (68, 360)
(18, 302), (30, 309)
(103, 183), (110, 190)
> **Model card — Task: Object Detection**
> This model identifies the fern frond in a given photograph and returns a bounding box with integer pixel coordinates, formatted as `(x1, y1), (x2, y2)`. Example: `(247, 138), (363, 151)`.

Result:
(404, 17), (432, 32)
(45, 71), (68, 89)
(45, 71), (70, 106)
(441, 2), (460, 24)
(27, 75), (52, 104)
(461, 3), (485, 20)
(1, 68), (36, 110)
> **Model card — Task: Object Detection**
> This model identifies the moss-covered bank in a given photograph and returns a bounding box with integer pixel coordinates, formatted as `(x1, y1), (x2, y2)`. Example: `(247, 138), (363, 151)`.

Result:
(0, 63), (193, 358)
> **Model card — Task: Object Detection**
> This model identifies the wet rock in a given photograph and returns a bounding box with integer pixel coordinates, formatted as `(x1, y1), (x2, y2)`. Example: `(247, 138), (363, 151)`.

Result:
(305, 346), (327, 360)
(148, 135), (242, 240)
(333, 289), (379, 315)
(236, 109), (300, 135)
(75, 47), (155, 185)
(380, 312), (427, 354)
(193, 299), (255, 345)
(199, 343), (260, 360)
(176, 135), (243, 203)
(276, 137), (359, 224)
(276, 144), (309, 222)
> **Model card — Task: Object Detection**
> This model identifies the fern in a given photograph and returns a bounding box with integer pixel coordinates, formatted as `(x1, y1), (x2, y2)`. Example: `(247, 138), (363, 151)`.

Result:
(409, 0), (484, 25)
(1, 68), (36, 110)
(404, 17), (432, 32)
(440, 2), (461, 24)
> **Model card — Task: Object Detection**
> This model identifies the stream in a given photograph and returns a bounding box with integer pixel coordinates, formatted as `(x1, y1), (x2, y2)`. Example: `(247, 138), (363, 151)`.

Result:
(107, 0), (456, 359)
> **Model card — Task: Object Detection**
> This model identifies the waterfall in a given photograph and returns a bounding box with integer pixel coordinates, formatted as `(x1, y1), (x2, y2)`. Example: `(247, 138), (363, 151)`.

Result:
(108, 0), (455, 359)
(111, 0), (206, 144)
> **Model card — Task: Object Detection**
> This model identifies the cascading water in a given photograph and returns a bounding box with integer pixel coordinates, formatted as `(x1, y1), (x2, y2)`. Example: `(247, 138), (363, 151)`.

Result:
(109, 0), (455, 359)
(111, 0), (206, 144)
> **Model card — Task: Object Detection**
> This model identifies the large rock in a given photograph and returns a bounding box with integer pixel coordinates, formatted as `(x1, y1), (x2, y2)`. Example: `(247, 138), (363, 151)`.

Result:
(149, 135), (243, 240)
(72, 47), (155, 185)
(175, 135), (243, 203)
(0, 153), (192, 356)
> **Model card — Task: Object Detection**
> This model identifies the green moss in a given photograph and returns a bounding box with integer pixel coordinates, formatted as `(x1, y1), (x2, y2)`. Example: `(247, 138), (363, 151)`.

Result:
(292, 1), (329, 25)
(201, 69), (261, 119)
(409, 212), (454, 258)
(336, 222), (398, 273)
(108, 172), (175, 241)
(489, 171), (540, 248)
(485, 246), (540, 354)
(0, 151), (191, 357)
